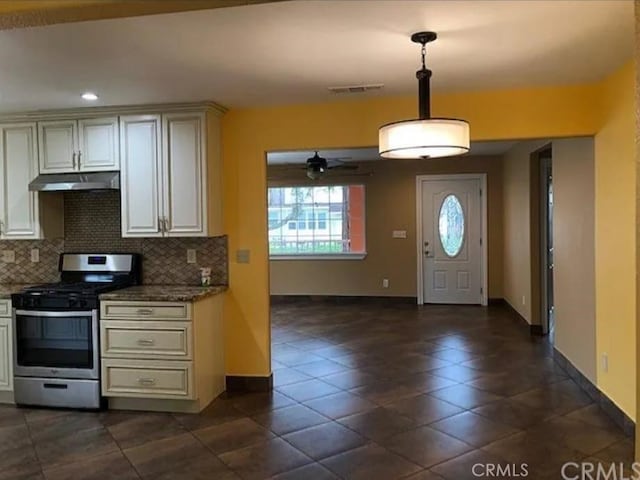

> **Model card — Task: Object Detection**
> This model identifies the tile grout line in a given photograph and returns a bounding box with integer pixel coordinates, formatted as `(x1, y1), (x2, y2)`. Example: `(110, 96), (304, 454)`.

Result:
(100, 419), (144, 480)
(22, 413), (47, 480)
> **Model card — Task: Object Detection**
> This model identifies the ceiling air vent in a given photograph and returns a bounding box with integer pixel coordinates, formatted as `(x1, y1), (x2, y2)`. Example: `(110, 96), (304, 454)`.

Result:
(328, 83), (384, 94)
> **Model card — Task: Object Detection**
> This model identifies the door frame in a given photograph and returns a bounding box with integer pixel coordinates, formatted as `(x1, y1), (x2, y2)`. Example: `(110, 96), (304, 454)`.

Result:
(415, 173), (488, 306)
(537, 148), (553, 336)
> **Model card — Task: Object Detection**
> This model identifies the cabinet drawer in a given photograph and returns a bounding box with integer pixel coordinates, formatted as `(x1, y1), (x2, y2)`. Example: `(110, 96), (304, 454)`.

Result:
(0, 300), (10, 318)
(101, 321), (192, 360)
(102, 359), (193, 399)
(101, 302), (191, 321)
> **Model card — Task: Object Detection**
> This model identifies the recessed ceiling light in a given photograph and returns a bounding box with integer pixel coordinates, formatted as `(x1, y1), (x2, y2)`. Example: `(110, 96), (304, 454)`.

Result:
(81, 92), (98, 101)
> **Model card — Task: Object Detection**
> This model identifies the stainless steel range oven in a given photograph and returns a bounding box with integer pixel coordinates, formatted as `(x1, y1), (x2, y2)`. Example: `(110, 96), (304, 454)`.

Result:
(12, 253), (140, 409)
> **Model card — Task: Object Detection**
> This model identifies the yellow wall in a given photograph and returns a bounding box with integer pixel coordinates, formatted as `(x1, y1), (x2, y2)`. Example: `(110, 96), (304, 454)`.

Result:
(221, 84), (602, 376)
(269, 156), (503, 298)
(594, 61), (636, 419)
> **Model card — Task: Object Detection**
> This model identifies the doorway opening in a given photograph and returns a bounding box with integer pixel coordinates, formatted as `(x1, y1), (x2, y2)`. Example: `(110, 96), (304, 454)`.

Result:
(538, 148), (554, 340)
(416, 174), (488, 305)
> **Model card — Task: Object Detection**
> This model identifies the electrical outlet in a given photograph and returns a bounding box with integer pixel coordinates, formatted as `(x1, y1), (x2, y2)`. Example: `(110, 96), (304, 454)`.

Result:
(382, 278), (389, 288)
(2, 250), (15, 263)
(30, 248), (39, 263)
(602, 353), (609, 372)
(187, 249), (197, 264)
(236, 249), (250, 264)
(521, 295), (526, 306)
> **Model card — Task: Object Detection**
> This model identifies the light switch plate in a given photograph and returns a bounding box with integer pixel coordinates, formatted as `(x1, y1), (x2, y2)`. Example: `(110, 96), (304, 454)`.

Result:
(392, 230), (407, 239)
(187, 249), (197, 264)
(2, 250), (15, 263)
(30, 248), (39, 263)
(236, 249), (250, 264)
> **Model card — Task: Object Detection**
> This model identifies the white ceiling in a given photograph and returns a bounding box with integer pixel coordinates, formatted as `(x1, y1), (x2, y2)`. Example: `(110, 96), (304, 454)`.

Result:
(267, 140), (517, 165)
(0, 0), (633, 112)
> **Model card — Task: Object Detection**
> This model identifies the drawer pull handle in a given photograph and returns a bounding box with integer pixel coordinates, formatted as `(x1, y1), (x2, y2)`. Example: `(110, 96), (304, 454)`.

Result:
(137, 339), (155, 346)
(137, 309), (154, 316)
(137, 378), (156, 386)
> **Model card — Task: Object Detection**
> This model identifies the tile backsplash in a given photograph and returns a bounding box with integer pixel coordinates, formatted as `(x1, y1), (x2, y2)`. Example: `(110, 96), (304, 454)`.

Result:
(0, 190), (228, 286)
(0, 239), (63, 283)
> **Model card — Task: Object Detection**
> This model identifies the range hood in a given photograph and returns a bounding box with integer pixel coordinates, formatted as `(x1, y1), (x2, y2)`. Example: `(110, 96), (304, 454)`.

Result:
(29, 171), (120, 192)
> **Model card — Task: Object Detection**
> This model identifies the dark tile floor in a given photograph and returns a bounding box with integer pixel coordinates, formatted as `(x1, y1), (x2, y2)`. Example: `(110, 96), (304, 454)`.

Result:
(0, 301), (633, 479)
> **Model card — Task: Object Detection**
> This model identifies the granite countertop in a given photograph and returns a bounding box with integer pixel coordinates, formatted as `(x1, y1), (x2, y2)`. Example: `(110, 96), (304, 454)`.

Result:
(0, 284), (34, 299)
(99, 285), (228, 302)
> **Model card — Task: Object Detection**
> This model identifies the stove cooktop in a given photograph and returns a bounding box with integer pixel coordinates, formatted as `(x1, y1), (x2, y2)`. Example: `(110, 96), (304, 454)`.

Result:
(23, 281), (125, 296)
(12, 253), (141, 310)
(13, 282), (132, 310)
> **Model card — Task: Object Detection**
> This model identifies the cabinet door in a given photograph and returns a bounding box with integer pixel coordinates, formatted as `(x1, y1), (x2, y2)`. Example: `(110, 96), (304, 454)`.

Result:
(120, 115), (163, 237)
(78, 117), (119, 171)
(0, 317), (12, 392)
(38, 120), (77, 173)
(162, 112), (207, 236)
(0, 123), (41, 239)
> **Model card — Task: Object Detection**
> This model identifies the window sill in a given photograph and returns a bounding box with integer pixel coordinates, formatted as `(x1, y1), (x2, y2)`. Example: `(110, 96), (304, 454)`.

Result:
(270, 253), (367, 261)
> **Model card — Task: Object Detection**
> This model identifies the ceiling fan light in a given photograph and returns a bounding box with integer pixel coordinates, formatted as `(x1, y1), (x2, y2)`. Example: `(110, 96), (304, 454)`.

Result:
(379, 118), (469, 159)
(307, 166), (324, 180)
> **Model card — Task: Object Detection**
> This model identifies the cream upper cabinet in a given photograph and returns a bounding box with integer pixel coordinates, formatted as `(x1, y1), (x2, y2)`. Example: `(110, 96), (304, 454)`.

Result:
(120, 115), (163, 237)
(162, 112), (206, 236)
(78, 117), (119, 171)
(0, 123), (41, 239)
(121, 109), (221, 238)
(39, 117), (119, 173)
(38, 120), (77, 173)
(0, 123), (39, 238)
(0, 123), (64, 240)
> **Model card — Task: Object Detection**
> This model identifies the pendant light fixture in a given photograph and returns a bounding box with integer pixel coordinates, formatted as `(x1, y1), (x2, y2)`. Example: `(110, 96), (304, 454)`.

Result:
(379, 32), (469, 159)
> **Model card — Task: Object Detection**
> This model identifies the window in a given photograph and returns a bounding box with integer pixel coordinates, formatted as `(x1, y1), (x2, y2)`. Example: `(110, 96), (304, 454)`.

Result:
(438, 194), (465, 257)
(267, 185), (366, 257)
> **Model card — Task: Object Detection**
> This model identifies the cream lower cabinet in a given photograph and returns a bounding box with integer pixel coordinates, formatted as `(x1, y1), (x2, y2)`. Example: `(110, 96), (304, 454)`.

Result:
(0, 123), (63, 240)
(0, 300), (13, 402)
(100, 295), (224, 413)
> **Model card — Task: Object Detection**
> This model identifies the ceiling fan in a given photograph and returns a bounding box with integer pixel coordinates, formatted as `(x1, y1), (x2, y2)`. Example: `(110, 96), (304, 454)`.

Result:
(304, 151), (358, 180)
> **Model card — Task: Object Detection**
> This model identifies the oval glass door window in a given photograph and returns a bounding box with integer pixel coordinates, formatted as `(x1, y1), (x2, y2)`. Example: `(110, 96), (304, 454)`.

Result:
(438, 194), (465, 257)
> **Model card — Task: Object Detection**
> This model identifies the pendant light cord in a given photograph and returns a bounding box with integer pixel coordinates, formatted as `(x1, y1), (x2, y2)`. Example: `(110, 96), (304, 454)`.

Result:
(417, 40), (432, 119)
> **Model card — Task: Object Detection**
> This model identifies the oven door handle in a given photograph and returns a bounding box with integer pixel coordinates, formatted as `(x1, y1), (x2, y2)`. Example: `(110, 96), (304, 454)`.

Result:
(15, 310), (95, 317)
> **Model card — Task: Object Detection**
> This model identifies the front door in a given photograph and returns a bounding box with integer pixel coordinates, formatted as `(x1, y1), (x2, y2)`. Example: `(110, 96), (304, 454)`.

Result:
(421, 177), (482, 304)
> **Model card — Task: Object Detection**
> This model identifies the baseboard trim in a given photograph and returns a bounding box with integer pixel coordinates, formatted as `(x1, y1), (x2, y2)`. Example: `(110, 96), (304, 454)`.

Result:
(0, 390), (14, 405)
(270, 295), (418, 305)
(109, 397), (205, 414)
(553, 349), (635, 437)
(529, 324), (544, 336)
(226, 375), (273, 393)
(488, 298), (506, 306)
